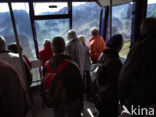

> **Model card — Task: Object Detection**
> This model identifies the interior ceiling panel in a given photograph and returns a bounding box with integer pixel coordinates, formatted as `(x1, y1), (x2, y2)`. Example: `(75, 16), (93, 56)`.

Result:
(98, 0), (133, 6)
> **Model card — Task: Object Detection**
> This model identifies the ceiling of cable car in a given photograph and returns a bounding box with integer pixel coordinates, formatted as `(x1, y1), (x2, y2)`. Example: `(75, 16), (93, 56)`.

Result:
(0, 0), (132, 5)
(98, 0), (133, 6)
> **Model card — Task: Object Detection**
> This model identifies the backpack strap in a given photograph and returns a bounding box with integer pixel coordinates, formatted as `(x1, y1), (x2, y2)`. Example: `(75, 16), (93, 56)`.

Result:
(45, 59), (71, 74)
(56, 59), (71, 74)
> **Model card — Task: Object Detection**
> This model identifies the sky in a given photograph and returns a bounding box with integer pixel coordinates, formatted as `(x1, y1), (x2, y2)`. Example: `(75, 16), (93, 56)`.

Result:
(0, 2), (85, 13)
(0, 1), (155, 13)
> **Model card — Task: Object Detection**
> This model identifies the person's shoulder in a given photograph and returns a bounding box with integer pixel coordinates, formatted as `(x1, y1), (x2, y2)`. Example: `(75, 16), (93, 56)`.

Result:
(131, 40), (145, 52)
(65, 59), (79, 69)
(0, 60), (18, 75)
(39, 48), (45, 54)
(99, 36), (105, 41)
(0, 60), (12, 69)
(8, 52), (19, 58)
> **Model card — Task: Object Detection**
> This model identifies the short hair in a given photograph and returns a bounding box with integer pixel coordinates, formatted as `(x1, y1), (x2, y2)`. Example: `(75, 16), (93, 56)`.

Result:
(90, 27), (99, 36)
(106, 34), (123, 52)
(67, 30), (77, 39)
(8, 43), (23, 53)
(52, 37), (65, 53)
(78, 35), (86, 45)
(140, 17), (156, 36)
(0, 35), (6, 51)
(43, 39), (51, 47)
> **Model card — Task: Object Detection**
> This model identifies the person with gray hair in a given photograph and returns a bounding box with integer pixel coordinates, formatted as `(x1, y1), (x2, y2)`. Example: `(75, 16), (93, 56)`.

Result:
(0, 35), (31, 114)
(89, 27), (106, 63)
(78, 35), (91, 97)
(65, 30), (85, 77)
(119, 17), (156, 115)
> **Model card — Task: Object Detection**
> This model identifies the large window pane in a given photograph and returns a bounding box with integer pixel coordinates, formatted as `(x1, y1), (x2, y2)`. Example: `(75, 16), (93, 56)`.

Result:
(0, 3), (16, 45)
(11, 3), (40, 82)
(33, 2), (68, 16)
(12, 3), (36, 60)
(147, 0), (156, 17)
(112, 2), (133, 58)
(35, 19), (69, 50)
(99, 8), (105, 37)
(72, 2), (101, 44)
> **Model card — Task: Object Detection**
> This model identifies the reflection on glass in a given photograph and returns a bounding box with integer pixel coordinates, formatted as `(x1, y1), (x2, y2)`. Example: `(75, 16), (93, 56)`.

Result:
(110, 2), (133, 58)
(11, 3), (40, 82)
(33, 2), (68, 15)
(12, 3), (36, 60)
(72, 2), (101, 44)
(35, 19), (69, 50)
(147, 0), (156, 17)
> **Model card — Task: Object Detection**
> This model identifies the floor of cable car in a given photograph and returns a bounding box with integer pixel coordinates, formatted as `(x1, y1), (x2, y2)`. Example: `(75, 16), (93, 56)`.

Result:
(26, 86), (99, 117)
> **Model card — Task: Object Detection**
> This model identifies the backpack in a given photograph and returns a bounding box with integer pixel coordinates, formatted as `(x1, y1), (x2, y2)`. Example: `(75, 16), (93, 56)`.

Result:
(89, 61), (114, 109)
(89, 63), (104, 83)
(41, 59), (71, 108)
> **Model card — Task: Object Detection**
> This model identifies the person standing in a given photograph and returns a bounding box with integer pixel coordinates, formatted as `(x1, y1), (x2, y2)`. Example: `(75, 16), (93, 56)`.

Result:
(78, 35), (91, 98)
(43, 37), (83, 117)
(89, 27), (106, 63)
(97, 34), (123, 117)
(0, 60), (28, 117)
(119, 17), (156, 116)
(65, 30), (85, 77)
(39, 39), (53, 66)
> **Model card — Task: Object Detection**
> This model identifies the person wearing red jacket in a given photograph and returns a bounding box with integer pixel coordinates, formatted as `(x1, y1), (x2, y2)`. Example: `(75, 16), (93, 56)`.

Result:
(39, 39), (53, 66)
(89, 27), (106, 63)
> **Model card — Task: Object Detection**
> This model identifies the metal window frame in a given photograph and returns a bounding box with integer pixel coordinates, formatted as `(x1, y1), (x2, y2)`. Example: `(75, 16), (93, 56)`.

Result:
(131, 0), (147, 47)
(29, 1), (72, 83)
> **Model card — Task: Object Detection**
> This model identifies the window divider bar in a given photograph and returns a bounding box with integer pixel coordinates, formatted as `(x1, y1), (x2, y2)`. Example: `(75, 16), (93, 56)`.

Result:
(68, 1), (72, 29)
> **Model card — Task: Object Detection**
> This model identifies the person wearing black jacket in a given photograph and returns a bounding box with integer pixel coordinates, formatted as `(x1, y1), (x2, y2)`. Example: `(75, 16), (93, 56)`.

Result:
(97, 34), (123, 117)
(43, 36), (83, 117)
(119, 17), (156, 116)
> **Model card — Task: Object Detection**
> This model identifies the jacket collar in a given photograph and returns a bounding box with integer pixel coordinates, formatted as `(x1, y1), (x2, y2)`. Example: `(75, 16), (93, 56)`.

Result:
(49, 54), (71, 66)
(44, 45), (52, 50)
(103, 49), (119, 58)
(89, 35), (100, 43)
(68, 38), (78, 43)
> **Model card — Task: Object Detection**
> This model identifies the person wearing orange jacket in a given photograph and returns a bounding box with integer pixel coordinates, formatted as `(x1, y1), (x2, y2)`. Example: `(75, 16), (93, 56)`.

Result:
(89, 27), (106, 63)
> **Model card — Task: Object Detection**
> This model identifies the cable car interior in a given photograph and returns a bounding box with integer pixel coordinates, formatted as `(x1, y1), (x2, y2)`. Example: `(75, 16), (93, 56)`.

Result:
(0, 0), (156, 117)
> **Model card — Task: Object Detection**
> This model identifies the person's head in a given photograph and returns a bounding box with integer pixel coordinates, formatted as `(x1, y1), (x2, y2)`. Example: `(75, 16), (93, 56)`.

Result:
(90, 27), (99, 36)
(67, 30), (77, 40)
(0, 35), (6, 51)
(8, 43), (23, 53)
(52, 36), (65, 54)
(106, 34), (123, 52)
(43, 39), (51, 48)
(78, 35), (86, 45)
(140, 17), (156, 36)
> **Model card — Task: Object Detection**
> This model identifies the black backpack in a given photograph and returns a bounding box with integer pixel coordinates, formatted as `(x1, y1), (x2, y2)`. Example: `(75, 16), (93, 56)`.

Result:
(89, 61), (114, 109)
(89, 63), (106, 83)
